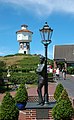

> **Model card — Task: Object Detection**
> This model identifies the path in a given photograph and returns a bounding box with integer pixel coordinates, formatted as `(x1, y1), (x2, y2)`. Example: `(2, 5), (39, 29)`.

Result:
(57, 73), (74, 97)
(0, 83), (56, 103)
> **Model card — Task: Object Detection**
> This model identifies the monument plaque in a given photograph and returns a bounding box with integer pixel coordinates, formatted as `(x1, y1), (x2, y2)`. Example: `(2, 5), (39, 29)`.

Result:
(36, 109), (48, 119)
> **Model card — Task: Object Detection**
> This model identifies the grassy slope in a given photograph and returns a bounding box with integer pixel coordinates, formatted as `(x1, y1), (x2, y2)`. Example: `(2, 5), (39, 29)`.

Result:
(0, 54), (53, 84)
(0, 54), (39, 68)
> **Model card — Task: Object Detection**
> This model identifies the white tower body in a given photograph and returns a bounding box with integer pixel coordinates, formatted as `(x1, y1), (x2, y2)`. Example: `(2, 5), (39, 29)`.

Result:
(16, 24), (33, 54)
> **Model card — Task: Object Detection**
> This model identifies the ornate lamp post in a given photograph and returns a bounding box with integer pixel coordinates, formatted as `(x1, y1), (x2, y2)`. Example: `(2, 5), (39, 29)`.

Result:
(39, 22), (53, 104)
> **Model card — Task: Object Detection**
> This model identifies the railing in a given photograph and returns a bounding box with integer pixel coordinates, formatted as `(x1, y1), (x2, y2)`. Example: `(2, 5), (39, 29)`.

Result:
(28, 95), (56, 102)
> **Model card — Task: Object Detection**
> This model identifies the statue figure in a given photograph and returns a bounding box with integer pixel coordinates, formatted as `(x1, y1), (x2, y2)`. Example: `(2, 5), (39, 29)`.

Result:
(36, 56), (45, 106)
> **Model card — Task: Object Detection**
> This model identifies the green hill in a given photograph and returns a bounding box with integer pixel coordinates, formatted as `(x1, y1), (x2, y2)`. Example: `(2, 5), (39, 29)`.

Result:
(0, 54), (53, 84)
(0, 54), (39, 67)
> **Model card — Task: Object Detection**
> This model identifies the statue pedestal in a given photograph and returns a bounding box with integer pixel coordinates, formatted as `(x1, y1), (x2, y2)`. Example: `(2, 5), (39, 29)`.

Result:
(25, 102), (56, 119)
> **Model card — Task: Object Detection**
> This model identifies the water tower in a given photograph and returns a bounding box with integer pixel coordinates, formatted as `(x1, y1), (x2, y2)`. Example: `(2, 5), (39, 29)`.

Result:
(16, 24), (33, 54)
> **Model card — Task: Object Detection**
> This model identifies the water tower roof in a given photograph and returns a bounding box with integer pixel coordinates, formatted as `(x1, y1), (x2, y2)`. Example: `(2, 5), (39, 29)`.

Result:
(16, 24), (33, 34)
(16, 29), (33, 34)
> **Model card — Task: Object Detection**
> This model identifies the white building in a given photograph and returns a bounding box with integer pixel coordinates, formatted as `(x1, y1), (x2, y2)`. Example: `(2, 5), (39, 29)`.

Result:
(16, 24), (33, 54)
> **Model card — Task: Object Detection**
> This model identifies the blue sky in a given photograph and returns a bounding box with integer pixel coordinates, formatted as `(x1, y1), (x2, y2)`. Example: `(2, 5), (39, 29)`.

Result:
(0, 0), (74, 59)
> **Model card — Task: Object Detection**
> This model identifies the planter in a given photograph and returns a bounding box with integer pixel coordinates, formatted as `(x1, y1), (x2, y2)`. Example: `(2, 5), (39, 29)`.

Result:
(16, 102), (27, 110)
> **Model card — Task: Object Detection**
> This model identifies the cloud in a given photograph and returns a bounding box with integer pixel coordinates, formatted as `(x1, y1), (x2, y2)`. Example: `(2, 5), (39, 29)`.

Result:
(0, 52), (5, 56)
(0, 0), (74, 16)
(0, 47), (16, 56)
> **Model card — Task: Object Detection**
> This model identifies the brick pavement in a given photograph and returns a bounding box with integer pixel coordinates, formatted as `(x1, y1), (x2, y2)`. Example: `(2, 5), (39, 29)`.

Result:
(0, 83), (56, 102)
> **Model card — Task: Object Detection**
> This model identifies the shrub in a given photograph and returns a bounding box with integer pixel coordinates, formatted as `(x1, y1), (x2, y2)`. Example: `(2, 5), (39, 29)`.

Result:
(10, 72), (38, 84)
(52, 89), (74, 120)
(14, 83), (28, 103)
(48, 73), (53, 77)
(48, 73), (53, 82)
(0, 61), (6, 82)
(54, 83), (64, 101)
(0, 92), (19, 120)
(67, 67), (74, 74)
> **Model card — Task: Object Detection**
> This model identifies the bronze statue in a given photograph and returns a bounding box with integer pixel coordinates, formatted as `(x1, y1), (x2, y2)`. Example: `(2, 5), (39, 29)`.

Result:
(36, 56), (45, 106)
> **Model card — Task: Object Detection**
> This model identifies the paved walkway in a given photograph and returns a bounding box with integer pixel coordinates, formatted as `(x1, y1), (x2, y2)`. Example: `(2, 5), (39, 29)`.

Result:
(0, 83), (56, 103)
(56, 73), (74, 98)
(0, 74), (74, 102)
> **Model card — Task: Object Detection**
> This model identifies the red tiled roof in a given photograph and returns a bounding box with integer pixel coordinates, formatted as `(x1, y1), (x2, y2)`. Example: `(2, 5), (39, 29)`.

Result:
(16, 29), (33, 34)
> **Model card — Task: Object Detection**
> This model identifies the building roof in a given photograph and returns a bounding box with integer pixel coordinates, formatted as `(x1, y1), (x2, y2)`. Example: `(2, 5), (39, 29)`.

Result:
(16, 29), (33, 34)
(54, 45), (74, 63)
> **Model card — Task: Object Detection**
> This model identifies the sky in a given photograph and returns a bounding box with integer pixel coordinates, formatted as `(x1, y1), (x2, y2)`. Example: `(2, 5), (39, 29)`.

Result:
(0, 0), (74, 59)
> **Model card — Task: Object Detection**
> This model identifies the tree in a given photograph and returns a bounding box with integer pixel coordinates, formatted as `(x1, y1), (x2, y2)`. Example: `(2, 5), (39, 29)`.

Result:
(14, 83), (28, 103)
(14, 83), (28, 110)
(0, 61), (6, 70)
(0, 61), (6, 85)
(54, 83), (64, 101)
(0, 92), (19, 120)
(52, 89), (74, 120)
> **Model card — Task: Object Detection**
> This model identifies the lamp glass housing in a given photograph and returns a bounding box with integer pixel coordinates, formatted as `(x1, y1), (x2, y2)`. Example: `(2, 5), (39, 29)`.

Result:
(40, 22), (53, 45)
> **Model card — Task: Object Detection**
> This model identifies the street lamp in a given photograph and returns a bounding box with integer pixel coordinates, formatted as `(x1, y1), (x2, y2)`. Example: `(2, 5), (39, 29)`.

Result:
(39, 22), (53, 104)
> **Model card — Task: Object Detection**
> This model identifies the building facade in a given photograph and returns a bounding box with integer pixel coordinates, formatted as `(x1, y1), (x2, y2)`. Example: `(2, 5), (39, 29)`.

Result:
(53, 45), (74, 69)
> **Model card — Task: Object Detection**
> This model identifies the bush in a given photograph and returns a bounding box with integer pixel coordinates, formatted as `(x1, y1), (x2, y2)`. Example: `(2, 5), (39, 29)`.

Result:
(54, 83), (64, 101)
(0, 92), (19, 120)
(48, 73), (53, 82)
(67, 67), (74, 74)
(52, 89), (74, 120)
(14, 84), (28, 103)
(10, 72), (38, 84)
(0, 61), (6, 82)
(48, 73), (53, 77)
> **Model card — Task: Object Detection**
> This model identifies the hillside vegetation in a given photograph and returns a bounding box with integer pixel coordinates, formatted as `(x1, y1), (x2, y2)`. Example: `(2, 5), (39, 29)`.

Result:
(0, 55), (24, 66)
(0, 54), (53, 84)
(0, 54), (39, 67)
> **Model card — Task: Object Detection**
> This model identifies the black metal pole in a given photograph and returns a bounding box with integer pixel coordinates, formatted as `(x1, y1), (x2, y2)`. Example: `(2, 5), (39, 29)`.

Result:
(44, 44), (48, 104)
